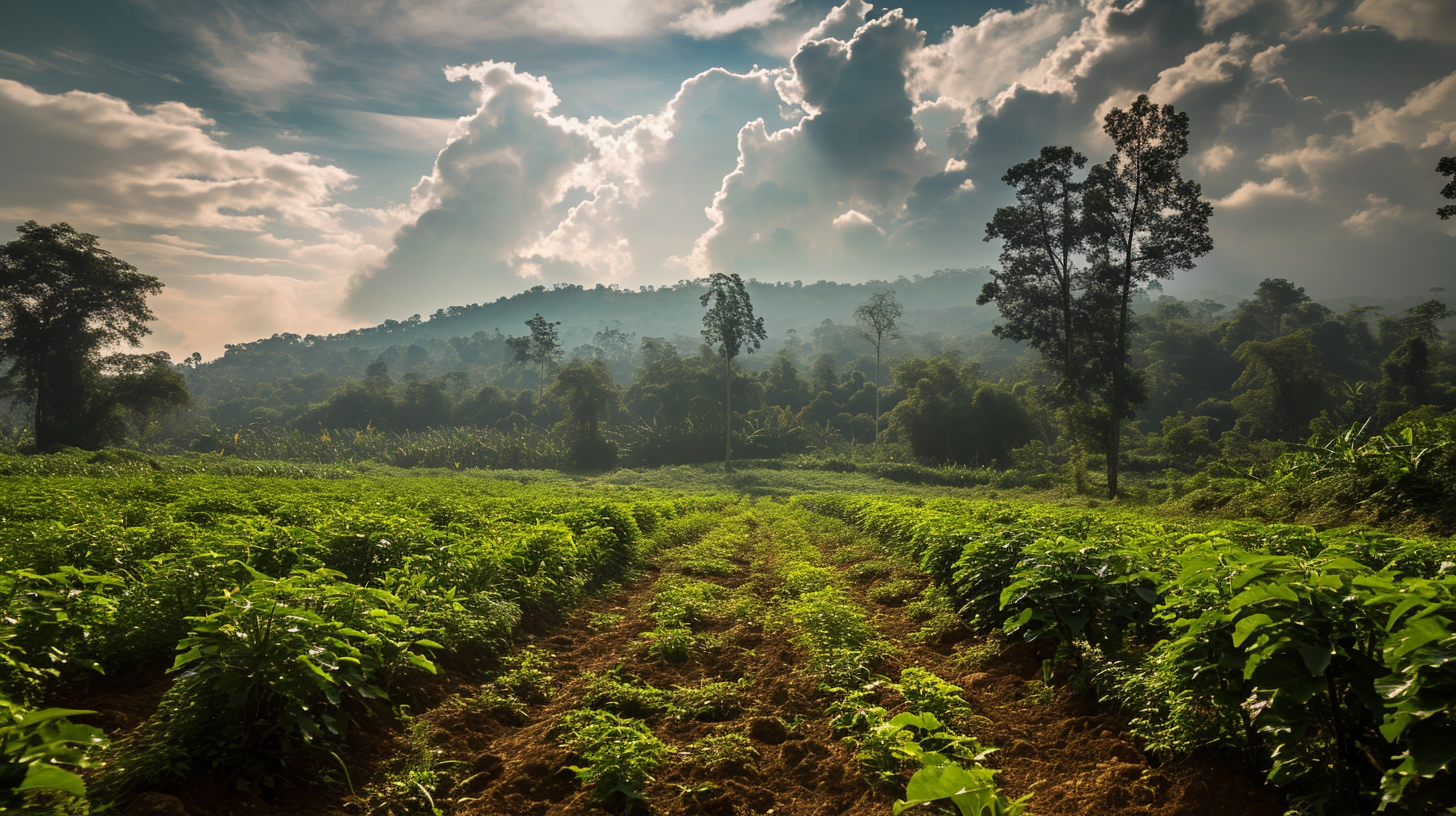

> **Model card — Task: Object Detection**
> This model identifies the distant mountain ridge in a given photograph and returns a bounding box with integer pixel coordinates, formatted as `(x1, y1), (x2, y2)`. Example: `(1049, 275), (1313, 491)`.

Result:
(213, 268), (999, 363)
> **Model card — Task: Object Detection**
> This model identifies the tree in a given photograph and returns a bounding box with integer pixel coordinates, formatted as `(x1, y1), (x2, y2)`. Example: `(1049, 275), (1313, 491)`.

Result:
(1231, 330), (1331, 440)
(0, 222), (187, 449)
(551, 359), (620, 470)
(853, 289), (902, 457)
(1083, 96), (1214, 497)
(1439, 156), (1456, 220)
(517, 313), (562, 407)
(700, 272), (767, 473)
(888, 356), (1035, 467)
(980, 146), (1092, 403)
(980, 145), (1095, 488)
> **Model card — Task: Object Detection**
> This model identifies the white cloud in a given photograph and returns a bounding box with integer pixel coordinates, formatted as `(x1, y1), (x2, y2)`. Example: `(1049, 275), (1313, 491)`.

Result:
(1216, 176), (1309, 208)
(1351, 0), (1456, 44)
(800, 0), (872, 44)
(195, 20), (315, 109)
(1199, 142), (1237, 173)
(671, 0), (794, 39)
(0, 79), (402, 357)
(0, 79), (354, 232)
(683, 11), (950, 278)
(912, 0), (1092, 107)
(1342, 193), (1405, 233)
(308, 0), (795, 45)
(1147, 36), (1257, 103)
(341, 111), (462, 152)
(346, 61), (598, 317)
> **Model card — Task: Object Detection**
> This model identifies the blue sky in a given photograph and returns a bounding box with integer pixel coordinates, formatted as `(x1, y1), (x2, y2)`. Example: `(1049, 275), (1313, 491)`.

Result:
(1, 0), (1453, 358)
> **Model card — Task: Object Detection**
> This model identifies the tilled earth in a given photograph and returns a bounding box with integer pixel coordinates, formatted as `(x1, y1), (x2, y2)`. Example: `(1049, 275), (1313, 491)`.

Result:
(79, 524), (1287, 816)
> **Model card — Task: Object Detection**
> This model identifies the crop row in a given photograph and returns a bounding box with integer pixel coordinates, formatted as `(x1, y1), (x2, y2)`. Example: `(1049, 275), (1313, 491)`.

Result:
(0, 474), (736, 810)
(800, 494), (1456, 813)
(749, 503), (1030, 815)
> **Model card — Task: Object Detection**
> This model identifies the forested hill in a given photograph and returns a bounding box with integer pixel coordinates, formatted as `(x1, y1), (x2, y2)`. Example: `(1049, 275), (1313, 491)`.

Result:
(191, 268), (998, 379)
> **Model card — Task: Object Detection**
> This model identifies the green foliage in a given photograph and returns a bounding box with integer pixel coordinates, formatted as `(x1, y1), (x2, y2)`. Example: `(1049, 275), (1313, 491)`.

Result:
(0, 221), (187, 450)
(683, 732), (756, 772)
(557, 709), (669, 802)
(889, 357), (1037, 467)
(807, 492), (1456, 811)
(0, 700), (107, 812)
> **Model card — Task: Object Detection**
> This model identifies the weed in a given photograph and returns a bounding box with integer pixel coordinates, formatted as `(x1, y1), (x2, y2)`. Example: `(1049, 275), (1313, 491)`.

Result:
(586, 611), (626, 630)
(579, 671), (669, 719)
(492, 646), (555, 704)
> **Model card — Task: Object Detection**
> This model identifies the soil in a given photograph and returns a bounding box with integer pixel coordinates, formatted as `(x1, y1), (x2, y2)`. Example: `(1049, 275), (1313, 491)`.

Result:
(67, 518), (1289, 816)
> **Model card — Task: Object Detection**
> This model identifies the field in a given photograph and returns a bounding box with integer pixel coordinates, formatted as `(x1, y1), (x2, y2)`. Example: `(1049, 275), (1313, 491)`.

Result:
(2, 462), (1454, 815)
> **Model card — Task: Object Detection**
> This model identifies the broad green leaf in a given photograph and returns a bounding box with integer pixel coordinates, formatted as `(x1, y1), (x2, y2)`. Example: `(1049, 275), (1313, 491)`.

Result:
(1233, 613), (1274, 647)
(1294, 639), (1333, 676)
(19, 763), (87, 797)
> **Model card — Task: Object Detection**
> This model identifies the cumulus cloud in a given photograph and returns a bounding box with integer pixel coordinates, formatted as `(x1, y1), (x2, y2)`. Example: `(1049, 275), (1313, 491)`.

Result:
(348, 59), (790, 318)
(1351, 0), (1456, 44)
(1342, 193), (1405, 233)
(912, 0), (1091, 107)
(682, 10), (956, 279)
(345, 62), (596, 318)
(800, 0), (872, 44)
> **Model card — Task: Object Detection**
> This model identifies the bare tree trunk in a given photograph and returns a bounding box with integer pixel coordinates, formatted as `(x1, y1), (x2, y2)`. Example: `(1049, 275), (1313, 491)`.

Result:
(873, 342), (881, 460)
(724, 358), (733, 474)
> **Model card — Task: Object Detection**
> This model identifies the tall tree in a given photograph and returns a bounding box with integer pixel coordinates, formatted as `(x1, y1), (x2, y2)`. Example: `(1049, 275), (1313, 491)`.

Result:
(980, 146), (1091, 401)
(0, 221), (186, 449)
(1084, 96), (1214, 498)
(853, 288), (902, 457)
(522, 313), (562, 407)
(1438, 156), (1456, 220)
(980, 145), (1094, 488)
(700, 273), (767, 473)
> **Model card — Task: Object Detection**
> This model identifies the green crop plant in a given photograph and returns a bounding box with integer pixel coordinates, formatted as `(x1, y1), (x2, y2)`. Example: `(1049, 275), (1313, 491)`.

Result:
(490, 646), (556, 705)
(649, 576), (732, 627)
(637, 623), (708, 663)
(0, 699), (107, 812)
(579, 670), (670, 719)
(557, 709), (669, 804)
(99, 565), (440, 794)
(667, 680), (746, 721)
(0, 567), (123, 701)
(897, 668), (973, 725)
(683, 732), (757, 772)
(868, 577), (924, 606)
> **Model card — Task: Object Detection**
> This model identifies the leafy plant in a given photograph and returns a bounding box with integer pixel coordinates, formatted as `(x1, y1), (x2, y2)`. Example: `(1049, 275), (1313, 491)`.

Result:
(557, 709), (669, 803)
(683, 732), (757, 772)
(0, 699), (107, 812)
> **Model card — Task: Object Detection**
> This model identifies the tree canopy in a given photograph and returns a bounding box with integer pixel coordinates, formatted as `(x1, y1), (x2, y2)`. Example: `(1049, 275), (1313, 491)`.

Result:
(700, 272), (768, 471)
(0, 221), (187, 449)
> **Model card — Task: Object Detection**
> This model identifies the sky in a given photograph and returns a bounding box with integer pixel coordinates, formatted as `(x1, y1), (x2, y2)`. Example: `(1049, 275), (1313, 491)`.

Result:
(1, 0), (1454, 360)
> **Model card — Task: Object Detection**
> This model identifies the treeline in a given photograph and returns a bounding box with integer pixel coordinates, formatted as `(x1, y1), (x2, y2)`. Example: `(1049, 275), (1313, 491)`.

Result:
(150, 277), (1452, 480)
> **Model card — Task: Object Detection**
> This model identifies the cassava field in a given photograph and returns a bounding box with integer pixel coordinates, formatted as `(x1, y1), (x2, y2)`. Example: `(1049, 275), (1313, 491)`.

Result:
(3, 459), (1453, 815)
